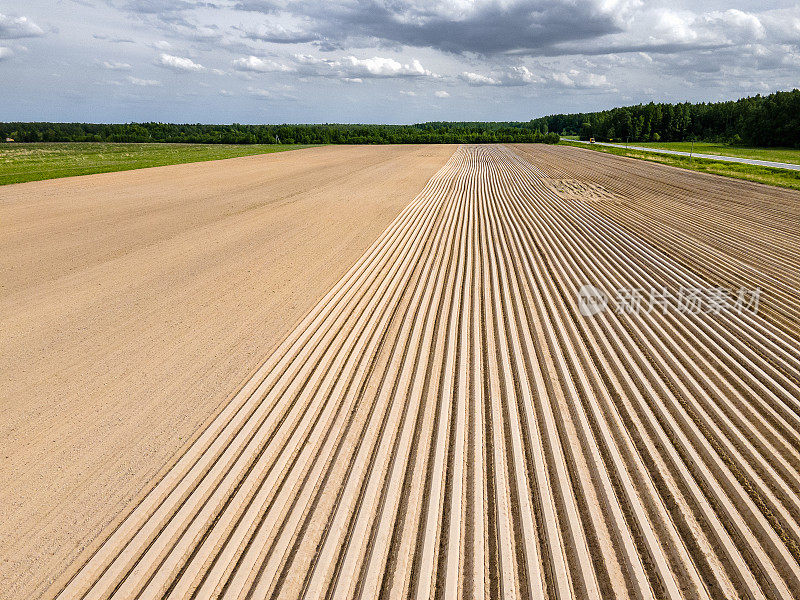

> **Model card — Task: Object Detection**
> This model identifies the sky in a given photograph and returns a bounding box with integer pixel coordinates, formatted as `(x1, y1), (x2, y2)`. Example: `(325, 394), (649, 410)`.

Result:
(1, 0), (799, 124)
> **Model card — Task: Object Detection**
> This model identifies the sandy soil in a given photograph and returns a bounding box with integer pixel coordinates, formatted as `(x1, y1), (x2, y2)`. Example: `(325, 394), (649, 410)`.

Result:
(48, 145), (800, 600)
(512, 143), (800, 337)
(0, 144), (455, 599)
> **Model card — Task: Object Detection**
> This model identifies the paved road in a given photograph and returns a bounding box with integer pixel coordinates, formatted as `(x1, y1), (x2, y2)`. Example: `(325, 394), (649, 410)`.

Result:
(571, 139), (800, 171)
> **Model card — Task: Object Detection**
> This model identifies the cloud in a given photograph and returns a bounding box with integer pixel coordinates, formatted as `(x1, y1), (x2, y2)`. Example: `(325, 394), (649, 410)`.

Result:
(127, 75), (161, 86)
(111, 0), (193, 15)
(229, 2), (779, 63)
(234, 0), (634, 56)
(652, 10), (698, 44)
(513, 5), (773, 59)
(294, 54), (435, 79)
(232, 55), (293, 72)
(5, 0), (800, 125)
(550, 70), (611, 89)
(0, 13), (45, 38)
(93, 33), (136, 43)
(233, 0), (284, 13)
(109, 0), (225, 46)
(460, 71), (501, 86)
(704, 9), (765, 42)
(434, 90), (449, 98)
(760, 7), (800, 44)
(157, 52), (205, 71)
(459, 66), (542, 87)
(102, 60), (132, 70)
(239, 23), (319, 44)
(340, 56), (432, 78)
(606, 7), (767, 54)
(246, 84), (295, 100)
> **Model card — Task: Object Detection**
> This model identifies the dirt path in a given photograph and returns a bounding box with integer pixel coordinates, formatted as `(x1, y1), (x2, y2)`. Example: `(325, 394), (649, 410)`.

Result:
(45, 145), (800, 600)
(0, 144), (456, 599)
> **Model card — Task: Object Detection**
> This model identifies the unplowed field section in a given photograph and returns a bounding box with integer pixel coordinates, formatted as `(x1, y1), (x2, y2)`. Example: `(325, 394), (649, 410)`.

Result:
(50, 145), (800, 600)
(0, 144), (456, 600)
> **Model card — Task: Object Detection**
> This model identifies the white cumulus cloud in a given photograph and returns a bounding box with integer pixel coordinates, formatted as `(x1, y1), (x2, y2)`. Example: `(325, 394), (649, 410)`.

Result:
(157, 53), (204, 72)
(704, 9), (765, 41)
(232, 55), (293, 72)
(0, 14), (44, 39)
(460, 71), (501, 86)
(294, 54), (435, 80)
(551, 70), (611, 89)
(340, 56), (432, 78)
(460, 66), (541, 87)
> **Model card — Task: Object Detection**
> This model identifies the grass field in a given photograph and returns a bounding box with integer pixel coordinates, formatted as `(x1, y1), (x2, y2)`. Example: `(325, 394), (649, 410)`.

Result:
(560, 139), (800, 191)
(0, 142), (315, 185)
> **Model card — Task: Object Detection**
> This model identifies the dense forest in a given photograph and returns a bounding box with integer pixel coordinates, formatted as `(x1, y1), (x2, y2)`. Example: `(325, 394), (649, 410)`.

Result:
(0, 121), (559, 145)
(2, 89), (796, 147)
(530, 89), (800, 147)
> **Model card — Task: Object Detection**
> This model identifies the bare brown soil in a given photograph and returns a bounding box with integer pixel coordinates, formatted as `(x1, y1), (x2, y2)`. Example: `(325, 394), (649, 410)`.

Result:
(512, 143), (800, 337)
(5, 143), (800, 600)
(0, 144), (456, 599)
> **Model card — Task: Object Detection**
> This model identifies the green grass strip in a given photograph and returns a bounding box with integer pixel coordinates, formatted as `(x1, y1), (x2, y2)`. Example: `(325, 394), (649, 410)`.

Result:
(0, 142), (317, 186)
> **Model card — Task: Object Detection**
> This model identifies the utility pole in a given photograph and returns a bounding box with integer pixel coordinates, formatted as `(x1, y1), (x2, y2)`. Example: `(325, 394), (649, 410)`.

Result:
(690, 139), (694, 164)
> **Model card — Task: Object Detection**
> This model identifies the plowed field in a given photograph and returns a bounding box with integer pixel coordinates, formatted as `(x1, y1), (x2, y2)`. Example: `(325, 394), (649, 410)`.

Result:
(5, 144), (800, 600)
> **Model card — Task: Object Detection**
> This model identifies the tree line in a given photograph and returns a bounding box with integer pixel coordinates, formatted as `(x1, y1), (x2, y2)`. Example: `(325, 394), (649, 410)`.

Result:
(530, 89), (800, 146)
(4, 89), (795, 147)
(0, 121), (559, 145)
